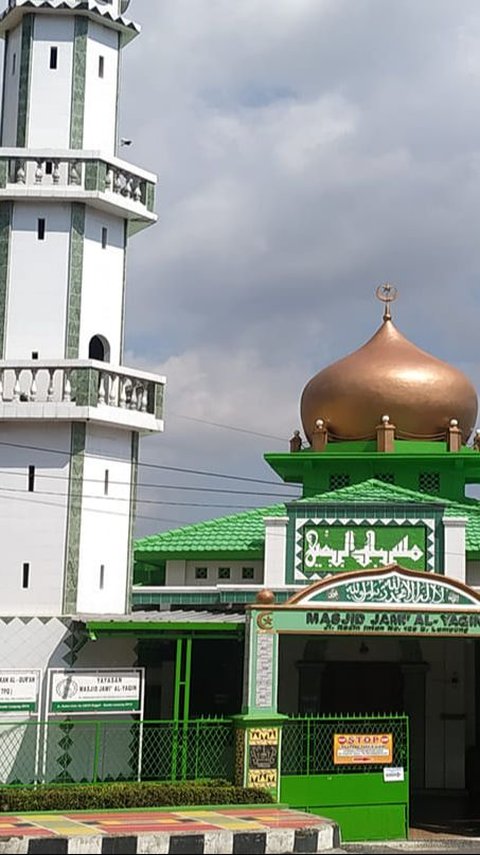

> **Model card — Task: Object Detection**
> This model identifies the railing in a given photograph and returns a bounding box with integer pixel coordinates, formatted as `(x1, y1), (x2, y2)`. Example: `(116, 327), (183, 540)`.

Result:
(281, 714), (409, 776)
(0, 359), (165, 420)
(0, 151), (156, 216)
(0, 717), (234, 787)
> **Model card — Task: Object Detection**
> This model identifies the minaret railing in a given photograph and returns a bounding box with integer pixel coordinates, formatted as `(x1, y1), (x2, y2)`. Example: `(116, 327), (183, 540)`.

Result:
(0, 360), (165, 419)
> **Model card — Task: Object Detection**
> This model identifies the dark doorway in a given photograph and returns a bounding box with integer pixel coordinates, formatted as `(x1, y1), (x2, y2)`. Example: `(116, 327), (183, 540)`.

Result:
(88, 334), (109, 362)
(320, 661), (404, 714)
(189, 638), (244, 717)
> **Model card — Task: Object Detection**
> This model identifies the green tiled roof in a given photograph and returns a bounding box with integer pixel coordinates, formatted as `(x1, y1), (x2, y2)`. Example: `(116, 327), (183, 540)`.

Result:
(134, 478), (480, 560)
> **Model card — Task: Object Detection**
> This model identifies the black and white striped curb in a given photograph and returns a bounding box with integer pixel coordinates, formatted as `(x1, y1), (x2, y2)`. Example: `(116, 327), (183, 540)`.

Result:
(0, 823), (341, 854)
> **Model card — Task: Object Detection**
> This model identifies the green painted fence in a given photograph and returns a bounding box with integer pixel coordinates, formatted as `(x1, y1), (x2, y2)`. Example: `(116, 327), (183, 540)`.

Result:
(0, 718), (234, 787)
(280, 714), (409, 842)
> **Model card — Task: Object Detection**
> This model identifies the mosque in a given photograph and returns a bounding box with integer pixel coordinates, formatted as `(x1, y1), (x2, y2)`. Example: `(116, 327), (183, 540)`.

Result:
(132, 284), (480, 839)
(1, 0), (480, 843)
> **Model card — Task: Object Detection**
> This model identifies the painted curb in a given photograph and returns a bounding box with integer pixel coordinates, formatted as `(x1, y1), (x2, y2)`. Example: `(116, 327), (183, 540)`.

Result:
(0, 821), (340, 854)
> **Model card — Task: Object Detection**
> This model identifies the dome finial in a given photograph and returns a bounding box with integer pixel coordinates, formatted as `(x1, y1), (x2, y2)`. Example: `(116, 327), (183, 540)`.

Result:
(376, 282), (398, 321)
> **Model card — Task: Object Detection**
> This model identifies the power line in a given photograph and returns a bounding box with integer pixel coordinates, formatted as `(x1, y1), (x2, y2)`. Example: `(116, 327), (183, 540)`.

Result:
(0, 439), (299, 489)
(0, 467), (299, 499)
(171, 412), (286, 442)
(0, 483), (276, 510)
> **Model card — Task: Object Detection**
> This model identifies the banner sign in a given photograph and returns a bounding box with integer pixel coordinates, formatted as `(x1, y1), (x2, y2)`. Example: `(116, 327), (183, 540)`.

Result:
(49, 670), (142, 713)
(334, 733), (393, 765)
(0, 670), (40, 713)
(247, 727), (278, 791)
(256, 608), (480, 637)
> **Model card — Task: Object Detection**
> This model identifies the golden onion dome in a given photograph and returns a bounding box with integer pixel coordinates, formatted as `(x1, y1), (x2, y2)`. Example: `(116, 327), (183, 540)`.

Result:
(300, 290), (478, 444)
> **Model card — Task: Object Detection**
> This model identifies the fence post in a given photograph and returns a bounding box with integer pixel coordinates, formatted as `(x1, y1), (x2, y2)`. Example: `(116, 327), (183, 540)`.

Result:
(93, 721), (101, 784)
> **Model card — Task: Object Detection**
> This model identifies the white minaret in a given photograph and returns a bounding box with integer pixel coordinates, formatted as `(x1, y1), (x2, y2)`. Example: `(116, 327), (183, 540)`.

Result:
(0, 0), (165, 617)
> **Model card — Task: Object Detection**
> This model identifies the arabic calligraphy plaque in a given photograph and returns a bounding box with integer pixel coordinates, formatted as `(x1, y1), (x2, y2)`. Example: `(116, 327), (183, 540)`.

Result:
(302, 525), (427, 575)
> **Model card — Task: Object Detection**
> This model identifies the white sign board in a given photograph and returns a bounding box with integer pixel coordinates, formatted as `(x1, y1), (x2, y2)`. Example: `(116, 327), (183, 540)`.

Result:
(0, 670), (40, 713)
(49, 670), (142, 714)
(383, 766), (405, 783)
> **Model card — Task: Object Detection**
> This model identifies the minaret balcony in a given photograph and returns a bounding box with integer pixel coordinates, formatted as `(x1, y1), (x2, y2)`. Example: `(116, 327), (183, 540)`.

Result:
(0, 359), (165, 433)
(0, 150), (156, 234)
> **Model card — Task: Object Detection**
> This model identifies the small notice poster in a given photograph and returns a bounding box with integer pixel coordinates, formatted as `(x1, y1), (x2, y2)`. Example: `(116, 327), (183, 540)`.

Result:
(0, 671), (40, 713)
(49, 670), (142, 713)
(334, 733), (393, 765)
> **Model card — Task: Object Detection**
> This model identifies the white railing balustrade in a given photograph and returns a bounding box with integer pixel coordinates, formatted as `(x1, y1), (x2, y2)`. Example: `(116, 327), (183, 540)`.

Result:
(0, 150), (155, 215)
(0, 360), (164, 419)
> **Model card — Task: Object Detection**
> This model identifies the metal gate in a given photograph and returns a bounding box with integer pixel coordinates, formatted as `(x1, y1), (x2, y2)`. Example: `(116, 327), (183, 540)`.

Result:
(280, 714), (409, 842)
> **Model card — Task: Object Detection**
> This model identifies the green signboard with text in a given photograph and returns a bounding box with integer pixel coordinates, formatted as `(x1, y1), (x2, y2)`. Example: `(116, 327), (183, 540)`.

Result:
(303, 525), (426, 575)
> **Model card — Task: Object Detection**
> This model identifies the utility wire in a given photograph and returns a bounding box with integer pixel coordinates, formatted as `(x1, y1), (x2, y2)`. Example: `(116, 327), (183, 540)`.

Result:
(0, 467), (299, 498)
(0, 439), (299, 489)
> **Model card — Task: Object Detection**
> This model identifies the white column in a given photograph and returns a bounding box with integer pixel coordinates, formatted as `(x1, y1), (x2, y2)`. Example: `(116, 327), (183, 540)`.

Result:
(443, 517), (467, 585)
(263, 516), (289, 589)
(165, 560), (186, 586)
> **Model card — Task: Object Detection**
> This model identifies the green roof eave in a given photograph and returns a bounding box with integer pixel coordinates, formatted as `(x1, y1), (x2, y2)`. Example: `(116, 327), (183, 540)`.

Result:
(134, 549), (264, 565)
(265, 446), (480, 484)
(86, 619), (243, 635)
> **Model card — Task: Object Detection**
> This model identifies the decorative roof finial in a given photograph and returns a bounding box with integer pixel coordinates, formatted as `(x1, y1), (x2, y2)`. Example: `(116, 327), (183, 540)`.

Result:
(376, 282), (398, 321)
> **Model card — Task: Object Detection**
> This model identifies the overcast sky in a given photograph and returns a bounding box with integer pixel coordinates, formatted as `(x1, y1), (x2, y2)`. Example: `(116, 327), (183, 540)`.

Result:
(117, 0), (480, 535)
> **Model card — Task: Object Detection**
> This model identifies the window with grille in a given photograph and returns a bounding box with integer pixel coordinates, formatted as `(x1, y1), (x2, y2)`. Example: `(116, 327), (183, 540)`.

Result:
(418, 472), (440, 494)
(377, 473), (395, 484)
(329, 473), (351, 490)
(242, 567), (255, 580)
(195, 567), (208, 580)
(218, 567), (231, 580)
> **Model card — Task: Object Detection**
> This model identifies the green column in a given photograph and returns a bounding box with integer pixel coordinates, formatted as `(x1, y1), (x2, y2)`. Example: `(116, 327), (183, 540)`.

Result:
(172, 637), (192, 780)
(233, 608), (286, 800)
(17, 14), (34, 147)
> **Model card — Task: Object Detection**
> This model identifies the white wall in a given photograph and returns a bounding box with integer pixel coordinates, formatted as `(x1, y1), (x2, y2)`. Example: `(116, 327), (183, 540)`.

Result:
(83, 21), (119, 155)
(79, 208), (125, 363)
(28, 16), (75, 149)
(1, 23), (22, 146)
(0, 422), (70, 615)
(76, 424), (133, 614)
(182, 560), (264, 586)
(5, 202), (70, 359)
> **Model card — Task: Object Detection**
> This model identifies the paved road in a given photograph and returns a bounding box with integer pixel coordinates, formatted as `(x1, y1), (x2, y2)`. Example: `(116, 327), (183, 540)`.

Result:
(330, 842), (480, 853)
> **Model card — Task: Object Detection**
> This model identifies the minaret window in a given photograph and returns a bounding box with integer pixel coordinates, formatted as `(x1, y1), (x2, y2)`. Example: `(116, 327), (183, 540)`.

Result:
(104, 470), (109, 496)
(99, 565), (105, 590)
(22, 563), (30, 589)
(45, 161), (53, 176)
(49, 47), (58, 70)
(37, 218), (45, 241)
(88, 335), (110, 362)
(12, 53), (16, 75)
(28, 466), (35, 493)
(102, 227), (108, 249)
(99, 56), (105, 78)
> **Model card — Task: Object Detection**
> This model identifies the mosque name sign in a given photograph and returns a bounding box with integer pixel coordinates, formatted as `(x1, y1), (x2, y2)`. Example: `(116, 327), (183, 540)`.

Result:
(301, 610), (480, 636)
(303, 525), (426, 574)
